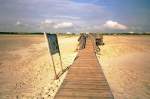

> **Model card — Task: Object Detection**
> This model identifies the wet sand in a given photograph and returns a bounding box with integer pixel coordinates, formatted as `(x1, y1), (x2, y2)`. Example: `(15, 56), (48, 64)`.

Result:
(98, 35), (150, 99)
(0, 35), (78, 99)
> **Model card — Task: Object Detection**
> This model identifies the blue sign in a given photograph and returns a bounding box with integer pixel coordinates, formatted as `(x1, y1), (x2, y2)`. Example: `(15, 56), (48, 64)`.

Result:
(47, 34), (60, 55)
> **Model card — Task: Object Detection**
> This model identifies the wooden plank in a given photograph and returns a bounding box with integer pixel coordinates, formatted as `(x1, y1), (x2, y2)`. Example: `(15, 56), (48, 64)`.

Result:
(54, 35), (114, 99)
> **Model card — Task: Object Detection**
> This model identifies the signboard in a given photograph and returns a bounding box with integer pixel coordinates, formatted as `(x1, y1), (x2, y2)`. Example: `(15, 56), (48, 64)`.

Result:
(46, 34), (60, 55)
(44, 33), (63, 79)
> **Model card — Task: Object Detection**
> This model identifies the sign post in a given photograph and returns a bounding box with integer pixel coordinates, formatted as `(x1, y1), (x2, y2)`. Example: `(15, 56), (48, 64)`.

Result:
(44, 32), (63, 79)
(58, 51), (63, 71)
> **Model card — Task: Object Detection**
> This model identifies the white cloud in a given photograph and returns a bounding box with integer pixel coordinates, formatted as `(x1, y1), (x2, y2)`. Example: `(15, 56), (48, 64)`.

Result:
(16, 21), (21, 25)
(40, 19), (54, 26)
(104, 20), (128, 30)
(53, 15), (80, 20)
(40, 19), (55, 28)
(15, 21), (28, 27)
(40, 19), (74, 29)
(0, 0), (110, 32)
(43, 19), (53, 24)
(54, 22), (73, 29)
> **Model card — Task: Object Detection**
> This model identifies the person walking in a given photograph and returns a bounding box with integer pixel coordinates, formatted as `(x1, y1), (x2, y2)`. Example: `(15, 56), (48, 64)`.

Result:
(77, 33), (87, 50)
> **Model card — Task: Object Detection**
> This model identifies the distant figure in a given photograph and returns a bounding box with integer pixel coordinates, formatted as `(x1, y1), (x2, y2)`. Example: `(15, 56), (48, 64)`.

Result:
(96, 35), (104, 46)
(77, 33), (87, 50)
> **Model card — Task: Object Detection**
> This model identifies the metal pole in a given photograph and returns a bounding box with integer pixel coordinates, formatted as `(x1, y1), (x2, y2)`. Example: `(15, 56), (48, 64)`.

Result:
(44, 32), (58, 79)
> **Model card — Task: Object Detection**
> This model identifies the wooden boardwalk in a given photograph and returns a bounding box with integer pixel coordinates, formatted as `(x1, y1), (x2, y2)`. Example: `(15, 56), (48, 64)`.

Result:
(55, 36), (114, 99)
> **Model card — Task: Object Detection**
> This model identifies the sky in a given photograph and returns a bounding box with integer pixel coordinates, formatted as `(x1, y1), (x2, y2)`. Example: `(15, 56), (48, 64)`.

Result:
(0, 0), (150, 33)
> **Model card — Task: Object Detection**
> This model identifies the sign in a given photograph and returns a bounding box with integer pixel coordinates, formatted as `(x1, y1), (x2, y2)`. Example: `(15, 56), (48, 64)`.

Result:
(46, 34), (60, 55)
(44, 33), (63, 79)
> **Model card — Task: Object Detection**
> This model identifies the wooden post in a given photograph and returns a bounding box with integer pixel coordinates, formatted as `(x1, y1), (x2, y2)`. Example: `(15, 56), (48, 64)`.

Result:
(44, 32), (58, 79)
(59, 52), (63, 71)
(51, 53), (58, 79)
(56, 34), (63, 72)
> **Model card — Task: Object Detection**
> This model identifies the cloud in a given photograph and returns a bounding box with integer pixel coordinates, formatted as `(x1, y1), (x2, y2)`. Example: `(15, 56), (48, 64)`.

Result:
(16, 21), (21, 25)
(42, 19), (53, 24)
(0, 0), (110, 32)
(53, 15), (80, 20)
(40, 19), (55, 28)
(40, 19), (74, 30)
(54, 22), (73, 29)
(0, 0), (149, 32)
(104, 20), (128, 30)
(15, 21), (28, 27)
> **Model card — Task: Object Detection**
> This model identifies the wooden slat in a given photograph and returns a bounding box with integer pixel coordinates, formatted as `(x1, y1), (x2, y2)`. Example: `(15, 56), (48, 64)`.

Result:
(54, 35), (114, 99)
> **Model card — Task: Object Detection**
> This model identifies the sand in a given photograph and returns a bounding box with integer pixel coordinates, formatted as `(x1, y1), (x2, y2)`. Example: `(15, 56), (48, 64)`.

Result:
(0, 35), (78, 99)
(98, 35), (150, 99)
(1, 35), (150, 99)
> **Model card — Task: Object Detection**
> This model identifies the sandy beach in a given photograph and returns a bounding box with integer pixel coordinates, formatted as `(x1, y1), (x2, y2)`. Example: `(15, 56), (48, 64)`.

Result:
(0, 35), (150, 99)
(0, 35), (78, 99)
(98, 35), (150, 99)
